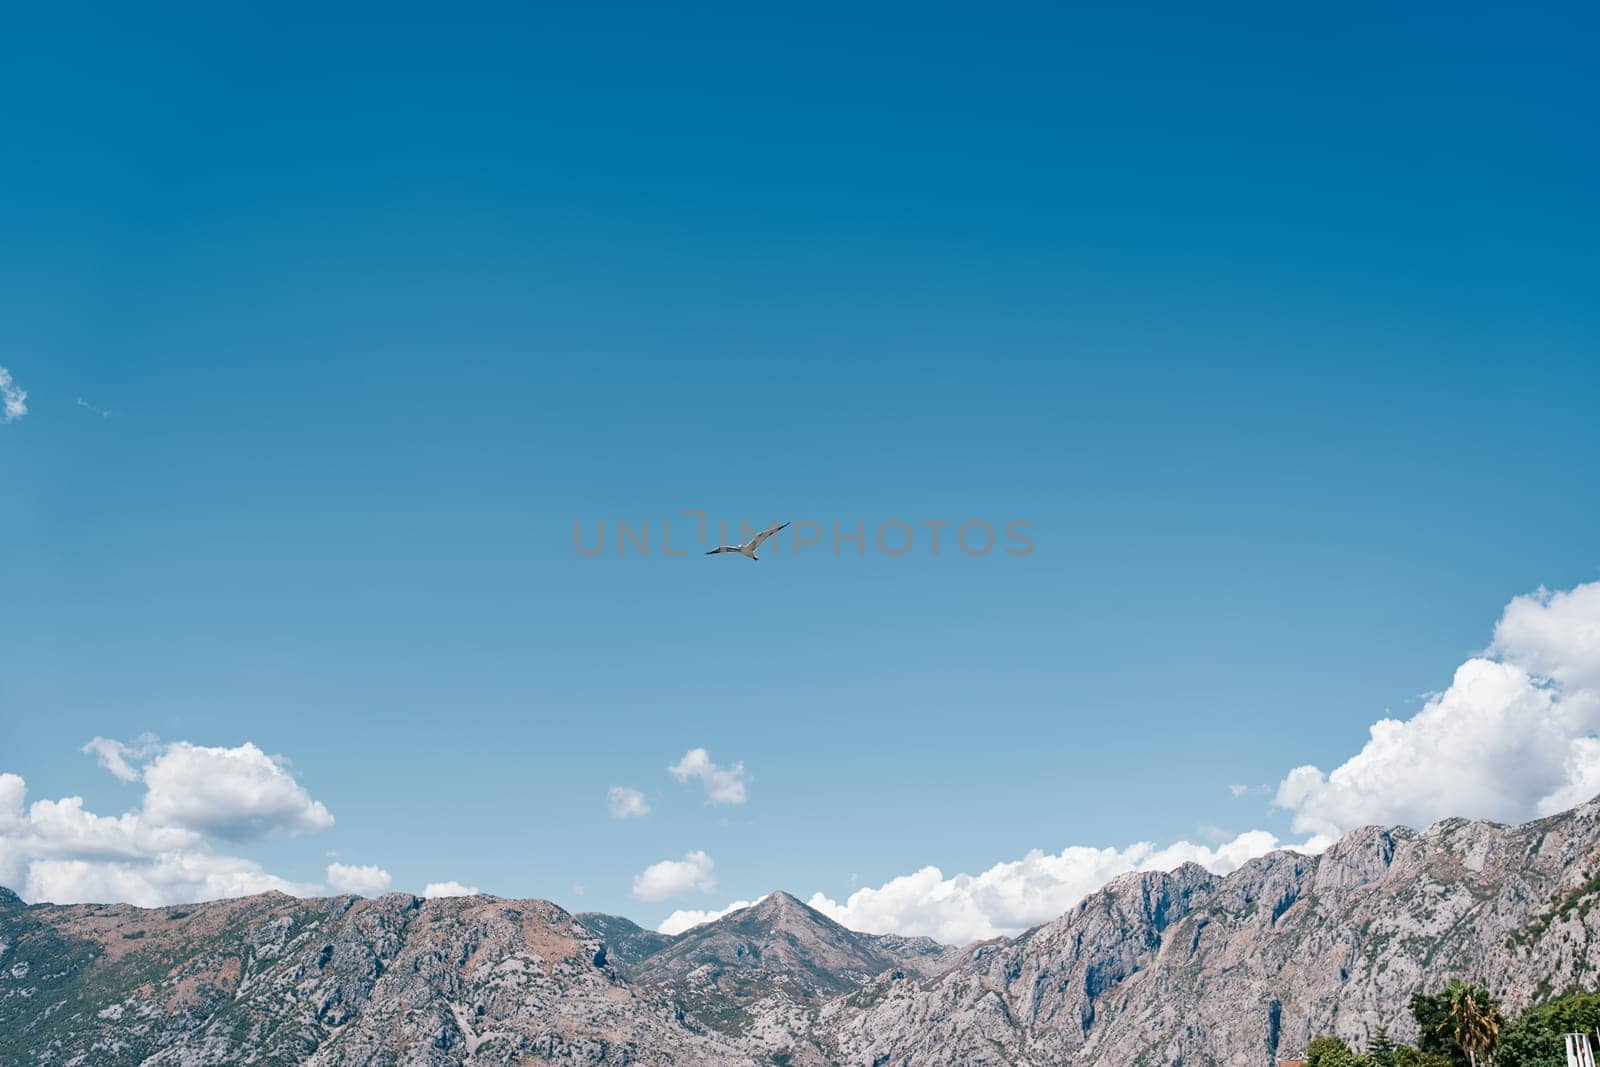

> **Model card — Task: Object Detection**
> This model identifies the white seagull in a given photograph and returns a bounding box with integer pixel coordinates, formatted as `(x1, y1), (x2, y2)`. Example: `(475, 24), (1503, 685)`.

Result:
(705, 521), (790, 561)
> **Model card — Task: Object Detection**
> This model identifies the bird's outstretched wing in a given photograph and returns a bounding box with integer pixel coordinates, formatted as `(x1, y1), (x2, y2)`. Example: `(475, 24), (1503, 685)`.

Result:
(705, 545), (742, 555)
(748, 521), (790, 550)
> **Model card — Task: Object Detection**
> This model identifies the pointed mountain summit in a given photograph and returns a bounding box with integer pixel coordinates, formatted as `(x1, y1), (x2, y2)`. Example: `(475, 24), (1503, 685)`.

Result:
(630, 890), (954, 1036)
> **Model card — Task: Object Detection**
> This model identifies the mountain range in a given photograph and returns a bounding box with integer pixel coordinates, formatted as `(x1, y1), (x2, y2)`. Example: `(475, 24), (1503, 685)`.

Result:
(4, 796), (1600, 1065)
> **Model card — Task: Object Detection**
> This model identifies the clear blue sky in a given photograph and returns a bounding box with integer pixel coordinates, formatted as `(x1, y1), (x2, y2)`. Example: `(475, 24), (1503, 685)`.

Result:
(2, 1), (1597, 924)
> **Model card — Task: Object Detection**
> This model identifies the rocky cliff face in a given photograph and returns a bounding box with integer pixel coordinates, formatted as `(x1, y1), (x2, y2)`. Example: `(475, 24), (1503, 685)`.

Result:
(570, 912), (674, 978)
(827, 799), (1600, 1066)
(0, 888), (761, 1066)
(4, 799), (1600, 1066)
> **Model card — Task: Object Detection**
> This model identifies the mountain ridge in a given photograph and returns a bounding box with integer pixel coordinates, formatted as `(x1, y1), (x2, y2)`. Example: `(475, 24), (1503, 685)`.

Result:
(4, 797), (1600, 1064)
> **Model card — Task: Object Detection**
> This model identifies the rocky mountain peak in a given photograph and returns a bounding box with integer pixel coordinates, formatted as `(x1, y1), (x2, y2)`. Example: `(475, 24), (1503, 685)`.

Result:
(617, 886), (957, 1040)
(719, 889), (815, 932)
(1314, 823), (1407, 892)
(756, 889), (807, 912)
(1039, 858), (1220, 941)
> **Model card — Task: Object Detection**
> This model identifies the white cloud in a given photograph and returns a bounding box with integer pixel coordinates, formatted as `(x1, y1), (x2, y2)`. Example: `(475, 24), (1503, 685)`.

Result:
(0, 771), (317, 907)
(0, 366), (26, 423)
(13, 793), (200, 860)
(141, 742), (334, 841)
(608, 786), (650, 819)
(423, 880), (481, 898)
(1538, 736), (1600, 816)
(1228, 784), (1249, 798)
(79, 737), (333, 842)
(82, 735), (160, 783)
(1491, 582), (1600, 693)
(2, 737), (338, 907)
(326, 862), (393, 896)
(657, 895), (767, 935)
(24, 855), (313, 908)
(805, 830), (1289, 945)
(668, 748), (748, 805)
(1275, 580), (1600, 838)
(632, 850), (717, 901)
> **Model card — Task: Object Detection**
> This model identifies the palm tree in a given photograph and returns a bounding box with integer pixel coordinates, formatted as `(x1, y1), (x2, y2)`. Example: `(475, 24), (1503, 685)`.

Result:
(1436, 980), (1503, 1067)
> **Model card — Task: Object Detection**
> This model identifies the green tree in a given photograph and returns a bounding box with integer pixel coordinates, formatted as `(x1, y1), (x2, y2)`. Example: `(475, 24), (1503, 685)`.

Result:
(1309, 1036), (1356, 1066)
(1394, 1049), (1453, 1067)
(1368, 1026), (1399, 1067)
(1308, 1035), (1378, 1067)
(1496, 990), (1600, 1067)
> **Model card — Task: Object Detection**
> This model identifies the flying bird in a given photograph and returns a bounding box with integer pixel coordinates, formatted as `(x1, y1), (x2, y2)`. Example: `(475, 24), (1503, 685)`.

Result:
(706, 521), (790, 561)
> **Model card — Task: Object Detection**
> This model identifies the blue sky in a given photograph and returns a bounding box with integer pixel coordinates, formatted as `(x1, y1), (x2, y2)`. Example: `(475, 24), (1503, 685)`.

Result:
(2, 2), (1597, 935)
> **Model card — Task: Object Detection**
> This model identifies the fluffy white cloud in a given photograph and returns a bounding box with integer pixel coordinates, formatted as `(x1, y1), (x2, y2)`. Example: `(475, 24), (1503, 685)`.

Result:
(423, 880), (481, 898)
(2, 737), (339, 907)
(1276, 580), (1600, 838)
(0, 366), (26, 423)
(24, 854), (313, 908)
(79, 737), (335, 842)
(805, 831), (1288, 945)
(0, 771), (317, 907)
(608, 786), (650, 819)
(668, 748), (748, 805)
(327, 862), (393, 896)
(657, 895), (767, 935)
(1491, 582), (1600, 692)
(141, 742), (334, 841)
(13, 794), (199, 860)
(632, 850), (717, 901)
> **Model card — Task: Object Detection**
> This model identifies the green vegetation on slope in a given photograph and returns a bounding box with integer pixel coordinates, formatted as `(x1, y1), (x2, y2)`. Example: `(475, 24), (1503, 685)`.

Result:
(1306, 981), (1600, 1067)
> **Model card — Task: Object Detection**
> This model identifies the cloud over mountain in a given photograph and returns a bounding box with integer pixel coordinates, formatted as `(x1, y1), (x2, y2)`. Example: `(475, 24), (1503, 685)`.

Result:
(782, 580), (1600, 945)
(327, 862), (393, 896)
(0, 771), (317, 907)
(1, 738), (335, 906)
(140, 742), (334, 841)
(656, 895), (767, 936)
(1276, 580), (1600, 838)
(633, 850), (716, 901)
(805, 831), (1288, 944)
